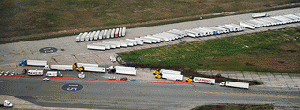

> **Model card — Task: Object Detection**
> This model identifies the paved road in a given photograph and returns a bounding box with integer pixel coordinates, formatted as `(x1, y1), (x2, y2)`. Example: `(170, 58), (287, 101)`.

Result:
(0, 77), (299, 110)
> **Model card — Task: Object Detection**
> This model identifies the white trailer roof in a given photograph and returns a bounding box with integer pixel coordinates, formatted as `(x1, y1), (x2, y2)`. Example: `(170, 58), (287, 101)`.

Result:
(94, 30), (100, 40)
(111, 28), (115, 38)
(239, 22), (255, 29)
(135, 37), (153, 44)
(103, 29), (108, 39)
(106, 29), (112, 39)
(99, 30), (104, 40)
(81, 32), (88, 41)
(90, 31), (96, 41)
(93, 43), (111, 49)
(115, 28), (119, 38)
(122, 27), (126, 37)
(118, 27), (122, 37)
(87, 45), (106, 51)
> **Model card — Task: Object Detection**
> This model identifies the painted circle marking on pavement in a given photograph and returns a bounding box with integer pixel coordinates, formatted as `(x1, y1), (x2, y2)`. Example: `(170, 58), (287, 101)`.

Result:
(39, 47), (57, 53)
(61, 83), (83, 92)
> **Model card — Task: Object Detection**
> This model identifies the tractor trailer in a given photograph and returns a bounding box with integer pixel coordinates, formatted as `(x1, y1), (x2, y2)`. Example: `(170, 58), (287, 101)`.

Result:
(19, 60), (48, 67)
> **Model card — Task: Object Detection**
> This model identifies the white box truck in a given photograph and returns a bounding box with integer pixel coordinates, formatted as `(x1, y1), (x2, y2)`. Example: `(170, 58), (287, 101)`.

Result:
(27, 69), (44, 76)
(219, 81), (249, 89)
(19, 60), (48, 67)
(193, 77), (215, 84)
(45, 71), (63, 77)
(44, 65), (73, 71)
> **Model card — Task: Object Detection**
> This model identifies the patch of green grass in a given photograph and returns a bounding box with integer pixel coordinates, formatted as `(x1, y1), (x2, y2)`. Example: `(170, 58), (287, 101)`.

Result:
(191, 104), (274, 110)
(119, 27), (300, 73)
(1, 0), (299, 43)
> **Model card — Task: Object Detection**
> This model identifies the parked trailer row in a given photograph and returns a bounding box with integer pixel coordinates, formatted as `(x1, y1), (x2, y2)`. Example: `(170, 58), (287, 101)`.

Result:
(241, 13), (300, 29)
(87, 13), (299, 51)
(76, 27), (126, 42)
(184, 23), (245, 38)
(87, 24), (244, 51)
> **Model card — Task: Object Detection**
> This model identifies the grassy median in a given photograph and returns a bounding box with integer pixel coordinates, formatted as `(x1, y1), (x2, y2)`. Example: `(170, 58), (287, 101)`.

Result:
(1, 0), (300, 43)
(119, 27), (300, 73)
(191, 104), (274, 110)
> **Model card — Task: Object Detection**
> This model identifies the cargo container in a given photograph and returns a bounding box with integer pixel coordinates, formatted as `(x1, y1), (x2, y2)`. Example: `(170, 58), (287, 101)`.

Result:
(193, 77), (215, 84)
(19, 60), (48, 66)
(219, 81), (249, 89)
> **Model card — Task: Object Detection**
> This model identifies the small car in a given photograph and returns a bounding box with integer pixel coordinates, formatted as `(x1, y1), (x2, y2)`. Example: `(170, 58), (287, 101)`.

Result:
(129, 78), (136, 81)
(43, 77), (50, 81)
(10, 72), (15, 76)
(120, 77), (128, 81)
(4, 71), (9, 75)
(108, 76), (116, 80)
(0, 71), (4, 75)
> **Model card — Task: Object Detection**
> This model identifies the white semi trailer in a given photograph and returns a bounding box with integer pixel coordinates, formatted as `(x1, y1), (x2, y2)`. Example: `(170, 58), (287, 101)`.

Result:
(108, 66), (136, 76)
(219, 81), (249, 89)
(162, 74), (183, 81)
(122, 27), (126, 37)
(87, 45), (106, 51)
(83, 67), (106, 73)
(193, 77), (215, 84)
(19, 60), (48, 67)
(44, 65), (73, 71)
(160, 69), (181, 75)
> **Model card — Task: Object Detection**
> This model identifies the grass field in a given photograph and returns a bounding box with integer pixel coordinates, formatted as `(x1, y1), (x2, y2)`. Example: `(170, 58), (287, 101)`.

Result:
(191, 104), (274, 110)
(119, 27), (300, 73)
(1, 0), (299, 43)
